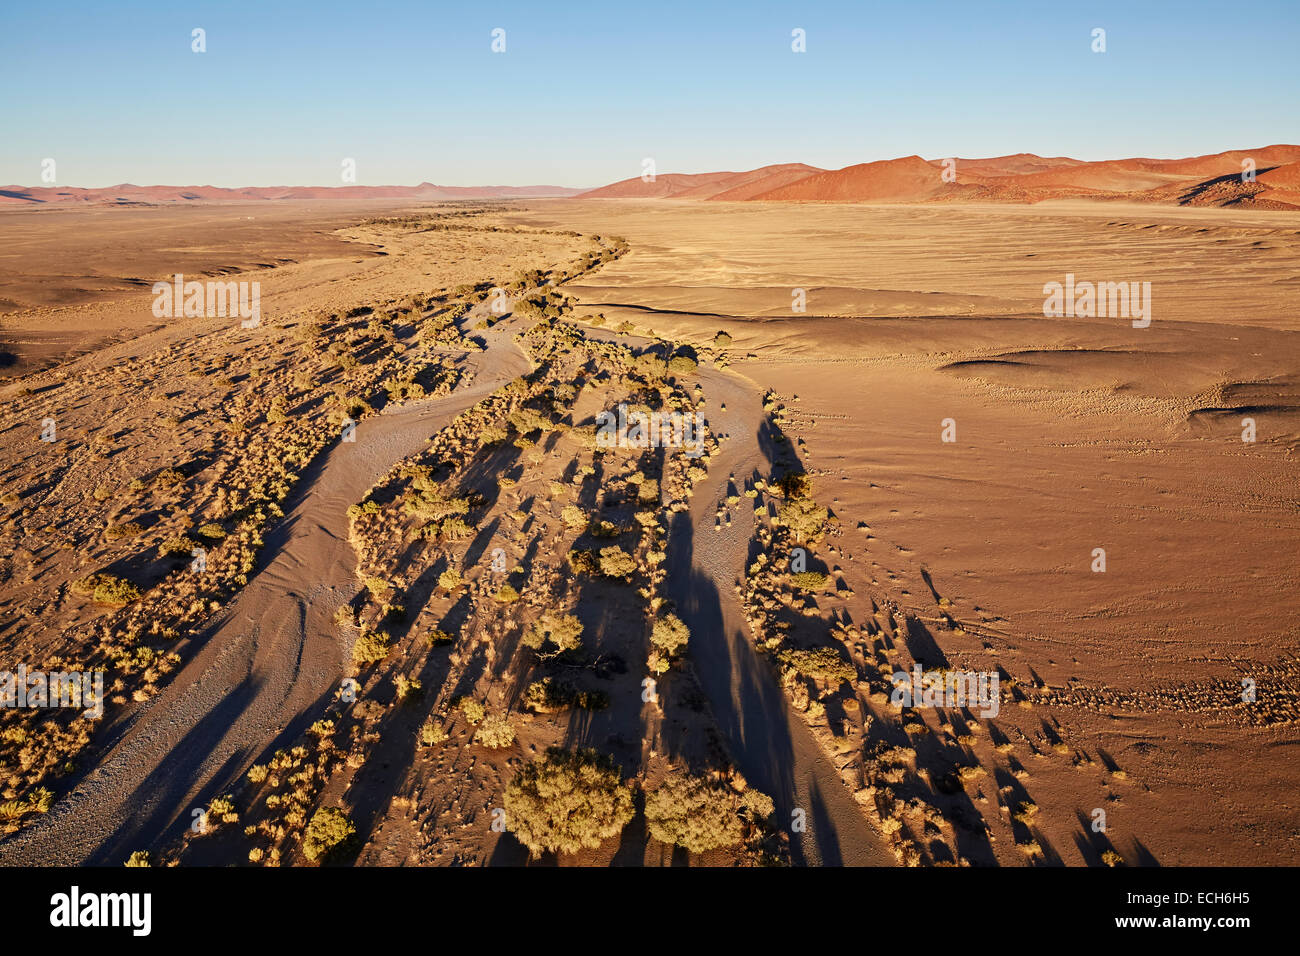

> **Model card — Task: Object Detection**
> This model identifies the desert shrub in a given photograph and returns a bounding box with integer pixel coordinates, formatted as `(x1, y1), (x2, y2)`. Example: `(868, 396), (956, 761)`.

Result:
(567, 549), (599, 575)
(160, 534), (199, 557)
(561, 505), (586, 529)
(105, 521), (144, 541)
(247, 764), (269, 784)
(790, 571), (828, 590)
(72, 573), (141, 606)
(403, 480), (470, 521)
(209, 795), (238, 825)
(650, 613), (690, 659)
(437, 567), (462, 590)
(776, 496), (827, 542)
(524, 678), (610, 713)
(776, 647), (855, 685)
(634, 353), (667, 379)
(473, 714), (516, 749)
(196, 522), (227, 541)
(394, 674), (422, 702)
(295, 320), (324, 341)
(522, 612), (584, 655)
(589, 519), (622, 538)
(1012, 801), (1040, 824)
(425, 627), (455, 647)
(508, 407), (551, 435)
(352, 630), (391, 667)
(124, 851), (151, 868)
(494, 584), (520, 603)
(740, 789), (775, 822)
(459, 698), (486, 725)
(668, 353), (698, 374)
(419, 720), (447, 746)
(713, 330), (732, 347)
(480, 424), (508, 445)
(435, 516), (473, 541)
(302, 807), (356, 862)
(154, 467), (187, 487)
(598, 546), (636, 579)
(505, 748), (634, 858)
(644, 776), (744, 853)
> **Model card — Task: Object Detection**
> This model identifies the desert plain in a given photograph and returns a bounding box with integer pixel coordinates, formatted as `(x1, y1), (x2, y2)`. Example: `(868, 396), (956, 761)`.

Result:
(0, 189), (1296, 867)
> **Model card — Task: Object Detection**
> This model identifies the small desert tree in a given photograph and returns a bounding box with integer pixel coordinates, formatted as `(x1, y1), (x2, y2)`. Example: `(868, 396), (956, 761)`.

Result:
(598, 546), (636, 579)
(505, 748), (634, 858)
(302, 807), (356, 863)
(649, 613), (690, 672)
(644, 775), (744, 854)
(522, 611), (584, 656)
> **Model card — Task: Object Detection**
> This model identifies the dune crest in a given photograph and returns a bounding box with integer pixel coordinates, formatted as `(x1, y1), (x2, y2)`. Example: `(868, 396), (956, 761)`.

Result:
(577, 145), (1300, 208)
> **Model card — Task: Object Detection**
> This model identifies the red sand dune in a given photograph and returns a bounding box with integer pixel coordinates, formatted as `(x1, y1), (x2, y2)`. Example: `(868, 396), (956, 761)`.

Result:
(677, 164), (825, 200)
(747, 155), (981, 202)
(577, 145), (1300, 208)
(936, 153), (1087, 177)
(578, 171), (737, 200)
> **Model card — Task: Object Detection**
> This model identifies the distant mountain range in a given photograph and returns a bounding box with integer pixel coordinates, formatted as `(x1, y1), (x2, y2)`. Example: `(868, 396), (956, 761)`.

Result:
(577, 146), (1300, 209)
(0, 182), (586, 205)
(6, 147), (1298, 209)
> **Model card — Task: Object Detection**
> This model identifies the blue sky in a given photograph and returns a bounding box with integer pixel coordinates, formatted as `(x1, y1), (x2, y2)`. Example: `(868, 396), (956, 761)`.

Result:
(2, 0), (1296, 187)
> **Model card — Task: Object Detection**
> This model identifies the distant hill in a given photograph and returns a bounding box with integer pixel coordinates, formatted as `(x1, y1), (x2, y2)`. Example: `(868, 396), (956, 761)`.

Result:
(0, 182), (587, 206)
(581, 164), (825, 200)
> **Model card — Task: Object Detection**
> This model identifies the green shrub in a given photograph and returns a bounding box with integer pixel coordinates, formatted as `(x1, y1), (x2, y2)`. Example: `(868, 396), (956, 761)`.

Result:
(776, 646), (856, 685)
(473, 714), (516, 749)
(522, 612), (584, 655)
(302, 807), (356, 862)
(777, 496), (827, 542)
(160, 534), (198, 557)
(394, 674), (422, 702)
(598, 546), (636, 579)
(72, 573), (142, 606)
(523, 678), (610, 713)
(105, 520), (144, 541)
(645, 776), (744, 853)
(505, 748), (634, 858)
(459, 698), (486, 725)
(209, 795), (238, 825)
(650, 613), (690, 660)
(419, 720), (448, 746)
(352, 630), (391, 667)
(790, 571), (828, 590)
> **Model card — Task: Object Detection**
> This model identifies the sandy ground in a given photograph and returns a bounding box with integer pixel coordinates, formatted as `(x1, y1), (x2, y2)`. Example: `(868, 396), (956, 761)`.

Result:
(1, 197), (1296, 867)
(509, 199), (1300, 865)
